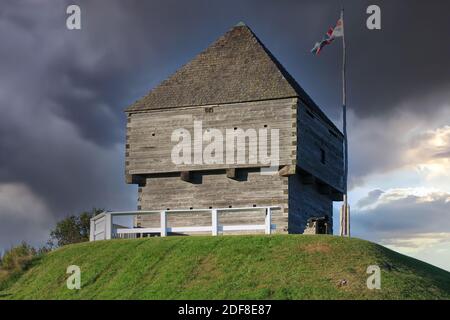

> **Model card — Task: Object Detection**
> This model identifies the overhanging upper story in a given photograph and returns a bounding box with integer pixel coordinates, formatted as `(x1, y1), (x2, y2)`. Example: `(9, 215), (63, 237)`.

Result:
(124, 23), (344, 195)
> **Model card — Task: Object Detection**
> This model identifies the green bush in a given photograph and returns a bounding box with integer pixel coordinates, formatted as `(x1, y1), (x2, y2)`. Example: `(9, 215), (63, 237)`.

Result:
(49, 208), (103, 247)
(0, 242), (36, 272)
(0, 242), (38, 290)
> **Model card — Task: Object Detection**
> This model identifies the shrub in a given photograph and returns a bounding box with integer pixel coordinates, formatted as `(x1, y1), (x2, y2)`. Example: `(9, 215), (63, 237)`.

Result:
(0, 242), (36, 272)
(49, 208), (103, 247)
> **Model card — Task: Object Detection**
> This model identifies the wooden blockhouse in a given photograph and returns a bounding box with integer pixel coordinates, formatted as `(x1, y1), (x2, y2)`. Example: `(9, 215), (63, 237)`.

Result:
(124, 23), (344, 235)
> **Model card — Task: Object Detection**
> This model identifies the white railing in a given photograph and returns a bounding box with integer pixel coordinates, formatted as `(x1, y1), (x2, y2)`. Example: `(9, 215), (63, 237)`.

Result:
(89, 206), (279, 241)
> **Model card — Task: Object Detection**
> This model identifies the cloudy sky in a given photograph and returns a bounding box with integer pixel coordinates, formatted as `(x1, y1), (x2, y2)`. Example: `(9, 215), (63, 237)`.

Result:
(0, 0), (449, 271)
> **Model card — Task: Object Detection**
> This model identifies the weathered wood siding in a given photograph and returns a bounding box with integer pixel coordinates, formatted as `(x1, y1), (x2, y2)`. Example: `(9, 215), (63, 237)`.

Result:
(136, 168), (288, 234)
(125, 98), (297, 175)
(288, 173), (333, 233)
(296, 102), (344, 192)
(125, 96), (343, 235)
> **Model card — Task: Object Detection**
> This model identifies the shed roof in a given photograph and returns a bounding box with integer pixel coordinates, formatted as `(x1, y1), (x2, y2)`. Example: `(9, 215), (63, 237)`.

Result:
(126, 24), (341, 134)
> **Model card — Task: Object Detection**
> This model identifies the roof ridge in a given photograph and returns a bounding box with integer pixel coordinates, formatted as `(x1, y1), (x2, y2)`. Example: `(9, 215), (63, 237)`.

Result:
(125, 23), (341, 134)
(240, 25), (341, 132)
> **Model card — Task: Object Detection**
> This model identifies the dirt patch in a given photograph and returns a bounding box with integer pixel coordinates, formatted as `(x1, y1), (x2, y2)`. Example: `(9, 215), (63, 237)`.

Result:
(303, 243), (332, 253)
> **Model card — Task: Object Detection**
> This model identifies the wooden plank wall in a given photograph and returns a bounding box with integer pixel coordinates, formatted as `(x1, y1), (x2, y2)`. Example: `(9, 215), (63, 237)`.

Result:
(296, 102), (344, 192)
(136, 168), (289, 234)
(288, 173), (333, 234)
(125, 98), (297, 175)
(125, 96), (342, 235)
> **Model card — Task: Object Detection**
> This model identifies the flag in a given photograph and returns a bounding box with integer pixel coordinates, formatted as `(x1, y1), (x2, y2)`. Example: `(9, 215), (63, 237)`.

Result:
(311, 17), (344, 55)
(331, 18), (344, 38)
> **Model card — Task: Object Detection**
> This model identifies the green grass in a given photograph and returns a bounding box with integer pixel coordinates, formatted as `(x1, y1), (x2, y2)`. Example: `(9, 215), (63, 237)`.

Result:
(1, 235), (449, 299)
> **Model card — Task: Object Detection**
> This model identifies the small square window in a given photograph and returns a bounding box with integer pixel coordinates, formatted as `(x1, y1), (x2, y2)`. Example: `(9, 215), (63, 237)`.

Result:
(320, 148), (326, 164)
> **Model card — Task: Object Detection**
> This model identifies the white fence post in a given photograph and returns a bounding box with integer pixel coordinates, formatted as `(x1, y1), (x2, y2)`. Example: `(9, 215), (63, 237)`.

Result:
(92, 206), (279, 241)
(265, 207), (272, 235)
(211, 209), (218, 236)
(105, 213), (112, 240)
(160, 211), (167, 237)
(89, 218), (95, 241)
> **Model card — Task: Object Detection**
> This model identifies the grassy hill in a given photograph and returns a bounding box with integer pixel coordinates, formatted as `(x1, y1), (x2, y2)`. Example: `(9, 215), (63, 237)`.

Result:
(1, 235), (449, 299)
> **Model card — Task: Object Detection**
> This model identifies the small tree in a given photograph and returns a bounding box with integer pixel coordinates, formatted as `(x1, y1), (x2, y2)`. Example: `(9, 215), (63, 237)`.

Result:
(50, 208), (103, 247)
(0, 242), (36, 272)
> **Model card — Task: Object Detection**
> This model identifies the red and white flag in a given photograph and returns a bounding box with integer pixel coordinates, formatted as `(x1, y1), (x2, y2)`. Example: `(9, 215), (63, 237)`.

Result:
(311, 16), (344, 55)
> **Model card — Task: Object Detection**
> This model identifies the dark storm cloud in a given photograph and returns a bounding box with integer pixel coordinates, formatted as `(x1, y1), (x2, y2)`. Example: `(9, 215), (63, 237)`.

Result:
(343, 1), (450, 118)
(0, 0), (449, 250)
(351, 189), (450, 244)
(347, 108), (450, 187)
(356, 189), (384, 208)
(0, 183), (52, 250)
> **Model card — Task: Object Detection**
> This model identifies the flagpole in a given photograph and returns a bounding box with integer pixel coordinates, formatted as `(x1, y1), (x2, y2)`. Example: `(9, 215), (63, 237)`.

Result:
(341, 7), (350, 237)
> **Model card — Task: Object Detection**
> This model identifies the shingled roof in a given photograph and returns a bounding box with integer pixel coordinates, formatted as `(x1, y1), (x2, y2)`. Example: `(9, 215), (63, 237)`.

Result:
(126, 23), (341, 134)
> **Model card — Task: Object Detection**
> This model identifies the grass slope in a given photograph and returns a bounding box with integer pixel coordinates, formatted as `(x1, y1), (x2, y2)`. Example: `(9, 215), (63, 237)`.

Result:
(1, 235), (449, 299)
